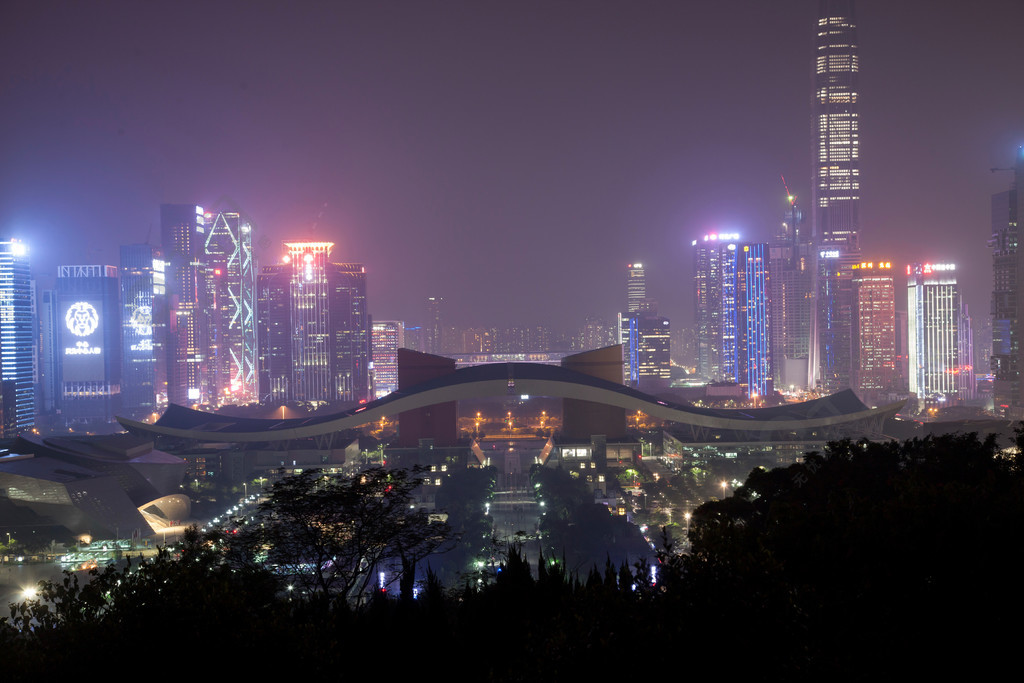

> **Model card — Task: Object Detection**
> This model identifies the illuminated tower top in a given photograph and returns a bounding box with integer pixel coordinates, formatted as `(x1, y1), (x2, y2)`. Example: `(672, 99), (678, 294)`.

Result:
(813, 0), (860, 249)
(627, 263), (646, 313)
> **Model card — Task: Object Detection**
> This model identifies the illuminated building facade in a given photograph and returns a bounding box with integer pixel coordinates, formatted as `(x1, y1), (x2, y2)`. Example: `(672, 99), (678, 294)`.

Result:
(908, 263), (972, 407)
(201, 211), (257, 405)
(636, 314), (671, 392)
(813, 0), (860, 249)
(120, 244), (166, 414)
(0, 239), (34, 436)
(693, 234), (772, 397)
(627, 263), (647, 313)
(990, 146), (1024, 417)
(737, 243), (772, 398)
(617, 312), (639, 386)
(851, 261), (895, 401)
(161, 204), (207, 406)
(816, 248), (859, 393)
(56, 265), (121, 422)
(372, 321), (404, 399)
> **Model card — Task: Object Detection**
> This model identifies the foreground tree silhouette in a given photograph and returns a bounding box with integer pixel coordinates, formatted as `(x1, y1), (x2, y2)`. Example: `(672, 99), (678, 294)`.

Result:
(228, 467), (452, 602)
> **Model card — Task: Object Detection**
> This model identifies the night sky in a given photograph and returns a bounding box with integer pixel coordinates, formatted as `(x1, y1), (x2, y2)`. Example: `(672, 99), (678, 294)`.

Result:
(2, 0), (1023, 334)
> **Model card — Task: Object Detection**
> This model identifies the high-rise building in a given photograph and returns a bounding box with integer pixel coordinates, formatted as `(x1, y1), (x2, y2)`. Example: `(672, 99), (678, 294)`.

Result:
(372, 321), (404, 399)
(201, 211), (257, 404)
(627, 263), (647, 313)
(908, 263), (972, 409)
(769, 194), (814, 391)
(38, 289), (59, 415)
(120, 244), (166, 415)
(161, 204), (207, 406)
(990, 146), (1024, 417)
(257, 243), (370, 404)
(636, 314), (671, 392)
(693, 234), (772, 397)
(813, 0), (860, 249)
(0, 239), (34, 436)
(737, 243), (772, 399)
(256, 263), (291, 403)
(811, 0), (862, 392)
(425, 297), (444, 355)
(851, 260), (895, 402)
(56, 265), (121, 422)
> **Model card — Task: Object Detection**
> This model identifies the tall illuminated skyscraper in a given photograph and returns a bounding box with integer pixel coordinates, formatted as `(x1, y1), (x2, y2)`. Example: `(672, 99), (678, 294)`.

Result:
(256, 242), (370, 404)
(693, 234), (772, 398)
(161, 204), (207, 405)
(813, 0), (860, 249)
(202, 211), (257, 404)
(769, 194), (813, 390)
(812, 0), (861, 392)
(0, 239), (34, 436)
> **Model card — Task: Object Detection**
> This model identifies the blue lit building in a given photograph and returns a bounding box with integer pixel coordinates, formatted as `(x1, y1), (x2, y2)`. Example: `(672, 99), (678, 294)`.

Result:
(693, 234), (772, 398)
(0, 239), (34, 436)
(737, 243), (772, 398)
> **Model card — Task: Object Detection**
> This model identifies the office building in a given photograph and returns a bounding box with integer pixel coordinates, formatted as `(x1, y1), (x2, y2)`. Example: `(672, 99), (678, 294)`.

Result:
(769, 194), (814, 391)
(56, 265), (121, 422)
(811, 1), (862, 391)
(425, 297), (444, 355)
(38, 289), (59, 414)
(0, 239), (34, 436)
(737, 243), (772, 398)
(120, 244), (166, 414)
(990, 146), (1024, 417)
(693, 234), (772, 398)
(636, 314), (671, 392)
(161, 204), (207, 406)
(627, 263), (647, 313)
(908, 263), (971, 408)
(851, 260), (895, 402)
(372, 321), (404, 399)
(201, 211), (257, 404)
(256, 263), (291, 403)
(257, 242), (370, 405)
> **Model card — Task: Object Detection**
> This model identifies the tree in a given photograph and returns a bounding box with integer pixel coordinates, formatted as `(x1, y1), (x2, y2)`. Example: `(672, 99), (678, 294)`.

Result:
(228, 467), (452, 603)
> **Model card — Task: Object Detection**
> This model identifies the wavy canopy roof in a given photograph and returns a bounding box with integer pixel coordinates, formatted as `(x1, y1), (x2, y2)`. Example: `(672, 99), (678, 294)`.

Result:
(117, 362), (901, 443)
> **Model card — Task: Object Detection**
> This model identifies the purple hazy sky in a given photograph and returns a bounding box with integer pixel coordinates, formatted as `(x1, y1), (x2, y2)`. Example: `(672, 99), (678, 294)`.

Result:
(2, 0), (1023, 333)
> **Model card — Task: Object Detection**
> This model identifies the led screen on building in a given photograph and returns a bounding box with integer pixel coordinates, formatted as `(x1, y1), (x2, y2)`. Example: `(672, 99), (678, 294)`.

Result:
(61, 299), (106, 381)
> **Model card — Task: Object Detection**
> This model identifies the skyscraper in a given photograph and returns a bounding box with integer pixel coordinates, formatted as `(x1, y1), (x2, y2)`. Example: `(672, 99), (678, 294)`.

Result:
(693, 234), (772, 398)
(908, 263), (971, 409)
(202, 211), (257, 404)
(372, 321), (404, 399)
(425, 296), (444, 355)
(990, 146), (1024, 417)
(56, 265), (121, 422)
(161, 204), (207, 405)
(120, 244), (166, 414)
(813, 0), (860, 249)
(812, 0), (861, 392)
(627, 263), (647, 313)
(851, 260), (895, 402)
(0, 239), (34, 436)
(258, 242), (371, 404)
(769, 194), (814, 391)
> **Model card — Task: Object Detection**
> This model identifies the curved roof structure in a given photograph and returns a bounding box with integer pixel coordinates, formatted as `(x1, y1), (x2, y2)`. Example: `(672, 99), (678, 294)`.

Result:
(117, 362), (902, 444)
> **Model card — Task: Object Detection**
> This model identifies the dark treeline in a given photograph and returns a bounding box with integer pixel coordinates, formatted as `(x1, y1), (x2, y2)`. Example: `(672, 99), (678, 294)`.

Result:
(3, 431), (1024, 680)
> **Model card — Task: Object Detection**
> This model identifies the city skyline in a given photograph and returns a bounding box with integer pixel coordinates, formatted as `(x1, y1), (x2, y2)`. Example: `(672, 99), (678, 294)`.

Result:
(2, 2), (1022, 333)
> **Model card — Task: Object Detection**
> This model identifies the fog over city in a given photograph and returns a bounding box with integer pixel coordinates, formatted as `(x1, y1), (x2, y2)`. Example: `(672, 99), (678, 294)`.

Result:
(3, 0), (1023, 331)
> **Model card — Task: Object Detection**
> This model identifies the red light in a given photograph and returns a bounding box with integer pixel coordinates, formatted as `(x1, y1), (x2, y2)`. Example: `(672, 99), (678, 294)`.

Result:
(214, 269), (222, 276)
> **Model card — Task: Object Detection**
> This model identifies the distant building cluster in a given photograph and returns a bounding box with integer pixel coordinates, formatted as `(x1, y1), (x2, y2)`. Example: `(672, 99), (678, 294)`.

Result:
(0, 0), (1017, 435)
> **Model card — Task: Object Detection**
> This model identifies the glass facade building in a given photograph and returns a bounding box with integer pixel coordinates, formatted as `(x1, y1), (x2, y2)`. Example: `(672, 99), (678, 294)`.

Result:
(0, 239), (34, 436)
